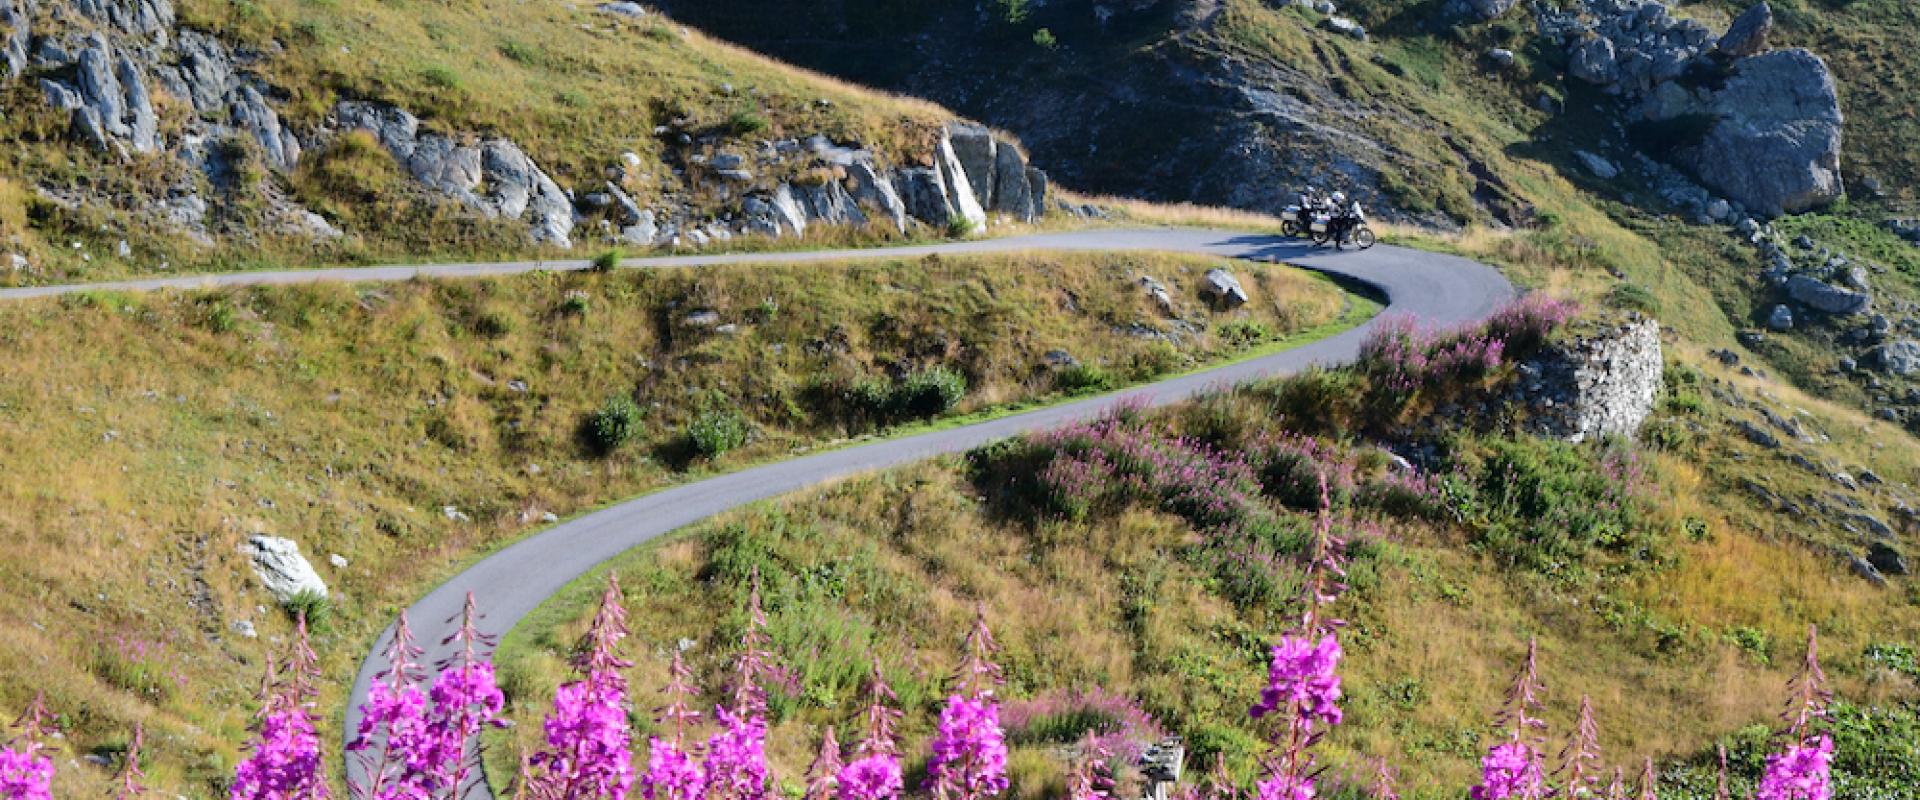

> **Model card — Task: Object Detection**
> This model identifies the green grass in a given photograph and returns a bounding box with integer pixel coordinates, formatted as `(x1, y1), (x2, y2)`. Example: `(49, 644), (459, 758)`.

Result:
(0, 249), (1364, 796)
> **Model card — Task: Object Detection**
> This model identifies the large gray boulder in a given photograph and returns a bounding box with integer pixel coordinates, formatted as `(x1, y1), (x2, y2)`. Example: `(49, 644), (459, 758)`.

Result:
(898, 167), (956, 228)
(1200, 268), (1249, 309)
(242, 535), (329, 603)
(795, 180), (867, 228)
(1786, 275), (1870, 315)
(1682, 49), (1843, 217)
(1569, 36), (1620, 86)
(47, 35), (159, 154)
(1716, 2), (1773, 59)
(991, 145), (1036, 222)
(1867, 340), (1920, 376)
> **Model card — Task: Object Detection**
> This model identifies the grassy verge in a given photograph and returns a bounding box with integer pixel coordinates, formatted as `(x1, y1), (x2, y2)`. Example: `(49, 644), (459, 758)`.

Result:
(0, 249), (1367, 796)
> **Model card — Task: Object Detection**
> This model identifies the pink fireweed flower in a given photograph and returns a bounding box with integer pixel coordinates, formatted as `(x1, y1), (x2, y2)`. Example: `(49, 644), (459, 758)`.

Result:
(835, 755), (903, 800)
(1365, 758), (1398, 800)
(232, 705), (330, 800)
(1756, 735), (1833, 800)
(2, 693), (55, 800)
(704, 707), (770, 800)
(1248, 635), (1342, 726)
(855, 660), (902, 757)
(640, 738), (705, 800)
(235, 618), (330, 800)
(1714, 745), (1731, 800)
(802, 727), (844, 800)
(953, 607), (1005, 700)
(1469, 742), (1544, 800)
(729, 571), (797, 720)
(924, 695), (1010, 800)
(531, 574), (636, 800)
(1253, 771), (1314, 800)
(1635, 758), (1658, 800)
(114, 724), (148, 800)
(1553, 696), (1603, 798)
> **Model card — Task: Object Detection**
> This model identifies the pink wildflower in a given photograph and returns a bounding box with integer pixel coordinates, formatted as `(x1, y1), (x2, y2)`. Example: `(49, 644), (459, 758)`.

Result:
(1469, 742), (1544, 800)
(836, 755), (903, 800)
(802, 727), (844, 800)
(530, 574), (636, 800)
(1247, 635), (1342, 725)
(704, 707), (770, 800)
(1756, 735), (1833, 800)
(924, 695), (1010, 800)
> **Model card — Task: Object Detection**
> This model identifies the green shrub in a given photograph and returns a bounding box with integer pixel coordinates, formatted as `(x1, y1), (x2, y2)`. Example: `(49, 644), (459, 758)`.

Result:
(1605, 282), (1660, 314)
(590, 248), (623, 272)
(728, 110), (769, 136)
(1055, 364), (1117, 396)
(687, 409), (750, 458)
(1032, 28), (1058, 49)
(894, 366), (968, 417)
(1218, 319), (1273, 346)
(582, 395), (644, 455)
(944, 216), (976, 238)
(281, 589), (333, 631)
(422, 65), (463, 90)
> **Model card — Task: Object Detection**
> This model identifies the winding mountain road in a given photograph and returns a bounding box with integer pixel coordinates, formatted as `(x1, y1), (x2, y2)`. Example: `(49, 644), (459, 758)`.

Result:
(86, 228), (1505, 794)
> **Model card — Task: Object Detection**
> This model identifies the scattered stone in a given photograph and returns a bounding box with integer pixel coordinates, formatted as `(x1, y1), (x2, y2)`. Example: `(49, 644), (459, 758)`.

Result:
(596, 1), (647, 17)
(1487, 48), (1517, 69)
(241, 535), (329, 603)
(328, 553), (348, 569)
(231, 619), (258, 638)
(1043, 350), (1079, 368)
(1850, 556), (1887, 585)
(1736, 420), (1781, 449)
(683, 310), (722, 328)
(1766, 304), (1794, 331)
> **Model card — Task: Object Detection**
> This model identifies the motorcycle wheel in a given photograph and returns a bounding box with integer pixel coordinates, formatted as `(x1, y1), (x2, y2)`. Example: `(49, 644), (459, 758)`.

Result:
(1282, 219), (1300, 238)
(1312, 228), (1333, 247)
(1353, 226), (1377, 250)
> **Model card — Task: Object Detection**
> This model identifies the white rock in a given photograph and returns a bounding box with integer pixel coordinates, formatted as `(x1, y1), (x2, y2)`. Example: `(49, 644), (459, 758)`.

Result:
(328, 553), (349, 569)
(241, 535), (329, 603)
(1575, 150), (1620, 179)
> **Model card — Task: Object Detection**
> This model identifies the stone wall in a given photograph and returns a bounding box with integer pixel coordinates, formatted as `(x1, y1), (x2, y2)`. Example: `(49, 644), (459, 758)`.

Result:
(1516, 317), (1664, 443)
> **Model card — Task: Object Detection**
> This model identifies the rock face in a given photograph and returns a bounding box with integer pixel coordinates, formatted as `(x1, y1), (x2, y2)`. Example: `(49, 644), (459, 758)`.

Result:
(242, 535), (329, 603)
(332, 101), (577, 248)
(1521, 318), (1664, 443)
(1716, 1), (1772, 59)
(1448, 0), (1517, 21)
(1785, 275), (1870, 315)
(2, 0), (30, 80)
(1680, 49), (1844, 217)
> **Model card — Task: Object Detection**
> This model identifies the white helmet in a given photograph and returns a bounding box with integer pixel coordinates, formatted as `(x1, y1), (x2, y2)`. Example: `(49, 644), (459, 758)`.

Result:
(1331, 192), (1346, 203)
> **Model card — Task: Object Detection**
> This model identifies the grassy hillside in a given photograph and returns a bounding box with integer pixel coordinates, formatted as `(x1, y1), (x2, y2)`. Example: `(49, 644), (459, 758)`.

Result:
(0, 251), (1358, 796)
(494, 319), (1920, 797)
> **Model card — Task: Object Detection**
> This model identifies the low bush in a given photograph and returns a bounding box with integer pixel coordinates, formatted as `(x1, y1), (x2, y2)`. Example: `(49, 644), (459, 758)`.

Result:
(581, 395), (644, 455)
(281, 589), (333, 631)
(894, 366), (968, 418)
(1054, 364), (1117, 396)
(687, 408), (750, 458)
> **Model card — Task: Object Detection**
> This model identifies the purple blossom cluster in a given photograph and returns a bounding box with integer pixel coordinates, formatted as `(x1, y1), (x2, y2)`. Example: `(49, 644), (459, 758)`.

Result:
(924, 696), (1009, 800)
(1032, 418), (1262, 530)
(234, 616), (330, 800)
(1247, 635), (1342, 727)
(350, 596), (506, 800)
(999, 687), (1165, 764)
(1357, 294), (1578, 395)
(1, 694), (55, 800)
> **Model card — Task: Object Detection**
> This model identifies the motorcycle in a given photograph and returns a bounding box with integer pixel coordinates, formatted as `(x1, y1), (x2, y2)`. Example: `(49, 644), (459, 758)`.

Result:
(1281, 204), (1316, 239)
(1313, 205), (1377, 250)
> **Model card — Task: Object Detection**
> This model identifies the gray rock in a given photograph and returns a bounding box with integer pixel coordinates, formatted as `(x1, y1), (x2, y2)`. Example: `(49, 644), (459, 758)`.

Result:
(898, 167), (954, 228)
(770, 183), (810, 235)
(795, 180), (867, 228)
(1868, 542), (1908, 576)
(1323, 16), (1367, 40)
(1200, 268), (1249, 309)
(6, 253), (26, 271)
(846, 161), (908, 232)
(1043, 349), (1079, 368)
(934, 133), (987, 230)
(1139, 275), (1175, 315)
(231, 619), (258, 638)
(1570, 37), (1620, 86)
(1575, 150), (1620, 179)
(1866, 340), (1920, 376)
(1737, 419), (1781, 449)
(945, 122), (997, 210)
(1706, 198), (1732, 222)
(52, 35), (159, 154)
(1682, 49), (1843, 217)
(596, 1), (647, 17)
(607, 182), (646, 225)
(1767, 304), (1794, 331)
(242, 535), (329, 603)
(1850, 556), (1886, 586)
(991, 143), (1036, 222)
(1716, 2), (1772, 59)
(1487, 48), (1518, 69)
(683, 310), (721, 328)
(1453, 0), (1517, 21)
(1785, 275), (1870, 315)
(1, 0), (27, 80)
(72, 0), (175, 42)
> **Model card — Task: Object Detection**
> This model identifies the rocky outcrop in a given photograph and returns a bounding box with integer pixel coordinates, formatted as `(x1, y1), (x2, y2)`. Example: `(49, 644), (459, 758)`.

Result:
(1, 0), (29, 79)
(242, 535), (329, 603)
(1677, 49), (1844, 217)
(1538, 0), (1843, 217)
(1447, 0), (1518, 21)
(1519, 317), (1664, 443)
(40, 34), (159, 154)
(157, 31), (301, 171)
(332, 101), (577, 248)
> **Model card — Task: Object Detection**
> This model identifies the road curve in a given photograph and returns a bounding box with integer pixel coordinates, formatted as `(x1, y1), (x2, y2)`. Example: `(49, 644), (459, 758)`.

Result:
(315, 228), (1513, 794)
